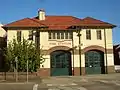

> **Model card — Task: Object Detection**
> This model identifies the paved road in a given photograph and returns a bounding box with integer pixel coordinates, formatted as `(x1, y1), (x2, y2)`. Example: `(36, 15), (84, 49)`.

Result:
(42, 73), (120, 90)
(0, 73), (120, 90)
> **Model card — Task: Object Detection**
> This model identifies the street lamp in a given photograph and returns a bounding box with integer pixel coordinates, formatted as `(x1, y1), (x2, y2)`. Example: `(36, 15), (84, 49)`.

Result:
(77, 27), (82, 75)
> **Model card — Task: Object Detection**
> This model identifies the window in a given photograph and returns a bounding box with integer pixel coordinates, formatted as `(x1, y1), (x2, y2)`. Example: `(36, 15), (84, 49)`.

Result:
(28, 30), (33, 40)
(86, 30), (91, 40)
(57, 32), (60, 39)
(53, 32), (56, 39)
(35, 31), (40, 48)
(65, 32), (68, 39)
(48, 31), (73, 40)
(17, 31), (21, 41)
(61, 32), (64, 39)
(118, 52), (120, 59)
(49, 32), (52, 39)
(69, 32), (73, 39)
(97, 30), (102, 40)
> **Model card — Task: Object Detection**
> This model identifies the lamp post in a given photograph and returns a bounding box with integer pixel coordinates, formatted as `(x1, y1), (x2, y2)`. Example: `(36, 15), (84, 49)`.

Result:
(77, 28), (82, 75)
(104, 29), (108, 74)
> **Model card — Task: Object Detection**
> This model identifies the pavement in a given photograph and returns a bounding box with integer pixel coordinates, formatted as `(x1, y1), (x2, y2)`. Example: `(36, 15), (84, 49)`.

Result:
(0, 73), (120, 90)
(42, 73), (120, 90)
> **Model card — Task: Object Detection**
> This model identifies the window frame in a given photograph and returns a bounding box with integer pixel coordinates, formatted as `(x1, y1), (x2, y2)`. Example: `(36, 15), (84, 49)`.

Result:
(86, 29), (91, 40)
(17, 31), (21, 42)
(48, 31), (73, 40)
(48, 32), (52, 39)
(96, 30), (102, 40)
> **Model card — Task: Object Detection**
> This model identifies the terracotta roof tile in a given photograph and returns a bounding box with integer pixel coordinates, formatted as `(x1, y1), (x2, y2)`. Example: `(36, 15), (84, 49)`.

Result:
(74, 17), (116, 27)
(3, 18), (46, 28)
(34, 16), (81, 25)
(3, 16), (116, 30)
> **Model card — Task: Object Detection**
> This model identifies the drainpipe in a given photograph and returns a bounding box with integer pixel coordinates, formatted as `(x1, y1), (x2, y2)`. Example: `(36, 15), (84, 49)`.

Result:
(104, 28), (108, 74)
(77, 27), (82, 75)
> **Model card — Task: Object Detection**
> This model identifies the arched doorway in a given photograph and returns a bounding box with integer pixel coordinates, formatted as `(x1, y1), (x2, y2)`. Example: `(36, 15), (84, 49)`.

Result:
(85, 50), (105, 74)
(50, 50), (72, 76)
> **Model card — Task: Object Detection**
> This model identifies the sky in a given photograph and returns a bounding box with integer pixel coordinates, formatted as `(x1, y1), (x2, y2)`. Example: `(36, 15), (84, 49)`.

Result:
(0, 0), (120, 44)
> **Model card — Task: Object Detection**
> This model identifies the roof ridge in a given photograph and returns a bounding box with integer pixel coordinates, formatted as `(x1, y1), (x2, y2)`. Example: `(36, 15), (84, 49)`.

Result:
(83, 17), (111, 24)
(3, 18), (29, 27)
(46, 15), (73, 17)
(29, 18), (47, 26)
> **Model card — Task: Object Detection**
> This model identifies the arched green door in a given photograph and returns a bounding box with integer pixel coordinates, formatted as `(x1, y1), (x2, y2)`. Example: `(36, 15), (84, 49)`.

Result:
(51, 50), (72, 76)
(85, 50), (105, 74)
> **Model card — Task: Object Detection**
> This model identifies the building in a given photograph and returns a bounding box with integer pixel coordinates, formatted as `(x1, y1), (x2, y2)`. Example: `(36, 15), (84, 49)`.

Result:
(113, 44), (120, 65)
(113, 45), (120, 72)
(2, 9), (116, 76)
(0, 24), (6, 37)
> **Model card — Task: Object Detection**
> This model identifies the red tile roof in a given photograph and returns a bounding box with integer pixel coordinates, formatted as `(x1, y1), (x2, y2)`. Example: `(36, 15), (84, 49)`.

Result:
(3, 18), (46, 28)
(3, 16), (116, 30)
(74, 17), (116, 27)
(32, 16), (82, 30)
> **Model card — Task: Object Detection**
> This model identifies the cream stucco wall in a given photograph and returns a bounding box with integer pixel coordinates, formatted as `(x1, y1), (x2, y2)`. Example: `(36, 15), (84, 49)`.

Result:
(40, 31), (72, 50)
(72, 28), (114, 68)
(104, 54), (114, 66)
(7, 29), (113, 49)
(7, 28), (114, 69)
(21, 30), (29, 40)
(73, 28), (113, 49)
(7, 30), (17, 42)
(40, 55), (50, 68)
(7, 30), (31, 42)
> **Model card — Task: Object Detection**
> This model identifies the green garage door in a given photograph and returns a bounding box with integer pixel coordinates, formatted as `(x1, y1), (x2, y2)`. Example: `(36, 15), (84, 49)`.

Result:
(85, 50), (105, 74)
(51, 50), (72, 76)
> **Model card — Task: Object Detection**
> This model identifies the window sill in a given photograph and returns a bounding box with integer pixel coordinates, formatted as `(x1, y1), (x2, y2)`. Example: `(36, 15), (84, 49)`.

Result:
(48, 39), (72, 42)
(86, 39), (91, 40)
(97, 39), (102, 40)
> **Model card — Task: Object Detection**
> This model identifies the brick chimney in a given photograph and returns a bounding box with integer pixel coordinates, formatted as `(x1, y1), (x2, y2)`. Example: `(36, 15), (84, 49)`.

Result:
(38, 9), (45, 20)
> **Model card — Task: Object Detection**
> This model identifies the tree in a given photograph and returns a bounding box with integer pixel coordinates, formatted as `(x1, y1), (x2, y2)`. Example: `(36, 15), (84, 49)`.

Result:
(4, 38), (45, 72)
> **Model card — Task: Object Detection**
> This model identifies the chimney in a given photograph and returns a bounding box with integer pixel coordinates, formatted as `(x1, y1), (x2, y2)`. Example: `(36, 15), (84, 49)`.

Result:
(38, 9), (45, 20)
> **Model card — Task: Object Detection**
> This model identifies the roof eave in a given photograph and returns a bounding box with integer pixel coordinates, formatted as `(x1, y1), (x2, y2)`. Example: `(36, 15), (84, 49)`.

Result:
(2, 26), (48, 30)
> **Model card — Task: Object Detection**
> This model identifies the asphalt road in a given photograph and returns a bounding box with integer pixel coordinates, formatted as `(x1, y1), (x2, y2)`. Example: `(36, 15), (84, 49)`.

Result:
(43, 73), (120, 90)
(0, 73), (120, 90)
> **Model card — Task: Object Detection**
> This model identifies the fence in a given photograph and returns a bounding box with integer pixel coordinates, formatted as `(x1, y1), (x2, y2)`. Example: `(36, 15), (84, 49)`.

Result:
(0, 72), (40, 82)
